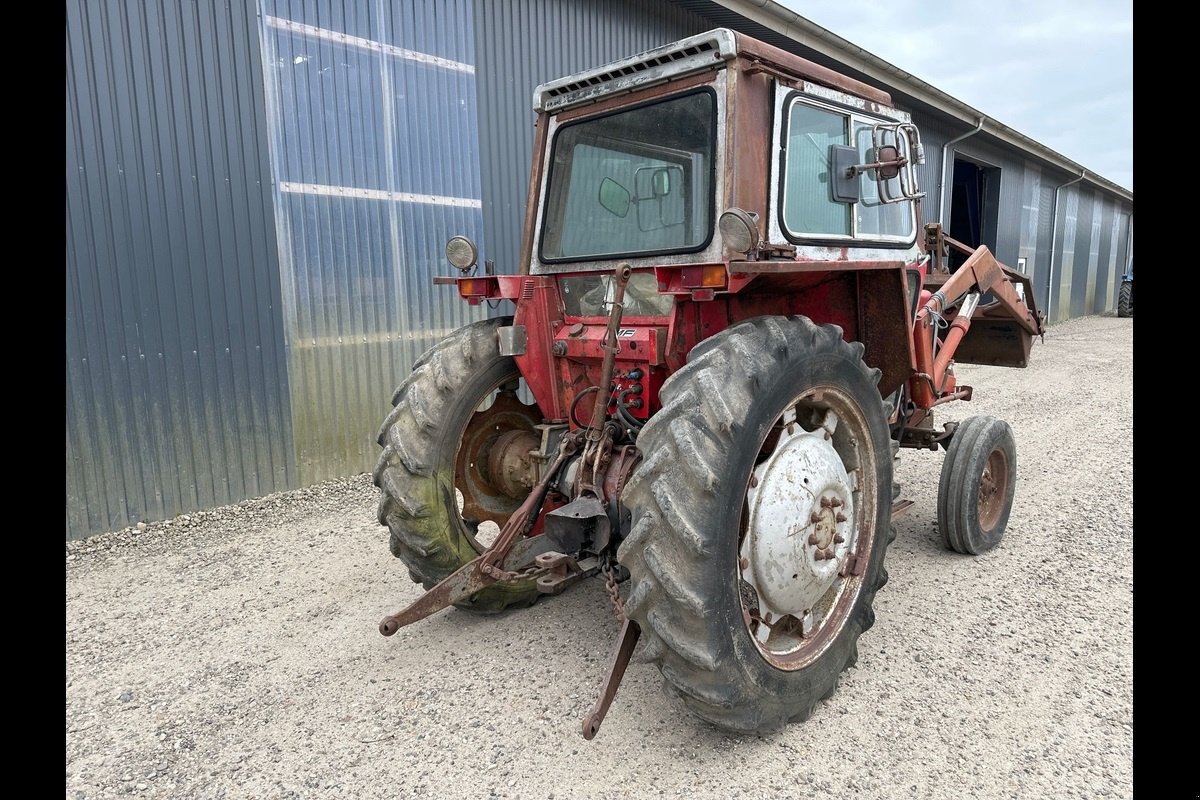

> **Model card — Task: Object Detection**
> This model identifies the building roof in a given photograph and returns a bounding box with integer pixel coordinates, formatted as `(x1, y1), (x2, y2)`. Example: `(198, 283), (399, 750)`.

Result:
(694, 0), (1132, 204)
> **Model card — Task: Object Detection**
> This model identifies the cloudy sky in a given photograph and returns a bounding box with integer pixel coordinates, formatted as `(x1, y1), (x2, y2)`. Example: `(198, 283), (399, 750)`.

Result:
(777, 0), (1133, 191)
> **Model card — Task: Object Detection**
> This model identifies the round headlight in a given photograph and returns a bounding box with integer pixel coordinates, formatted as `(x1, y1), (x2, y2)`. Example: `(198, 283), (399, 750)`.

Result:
(445, 236), (479, 271)
(718, 208), (761, 255)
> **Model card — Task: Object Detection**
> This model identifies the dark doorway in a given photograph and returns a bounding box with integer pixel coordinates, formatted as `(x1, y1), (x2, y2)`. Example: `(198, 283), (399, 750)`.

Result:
(948, 157), (1001, 271)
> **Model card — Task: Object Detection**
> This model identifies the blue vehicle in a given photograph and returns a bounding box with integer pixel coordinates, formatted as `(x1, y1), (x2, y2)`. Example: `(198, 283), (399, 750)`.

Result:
(1118, 260), (1133, 317)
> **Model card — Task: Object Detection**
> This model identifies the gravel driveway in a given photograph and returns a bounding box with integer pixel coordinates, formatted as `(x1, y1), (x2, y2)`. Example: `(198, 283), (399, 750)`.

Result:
(66, 313), (1133, 799)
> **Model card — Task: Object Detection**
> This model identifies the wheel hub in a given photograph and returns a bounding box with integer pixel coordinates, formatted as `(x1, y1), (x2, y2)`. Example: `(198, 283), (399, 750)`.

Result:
(741, 408), (855, 624)
(456, 387), (540, 526)
(976, 449), (1009, 531)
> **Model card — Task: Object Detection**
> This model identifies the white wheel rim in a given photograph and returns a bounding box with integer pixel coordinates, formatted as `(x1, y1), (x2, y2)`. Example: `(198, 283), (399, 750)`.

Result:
(737, 388), (875, 668)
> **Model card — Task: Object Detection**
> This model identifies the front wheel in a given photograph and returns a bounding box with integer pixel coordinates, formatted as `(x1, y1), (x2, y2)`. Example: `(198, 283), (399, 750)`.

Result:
(618, 316), (894, 734)
(937, 415), (1017, 554)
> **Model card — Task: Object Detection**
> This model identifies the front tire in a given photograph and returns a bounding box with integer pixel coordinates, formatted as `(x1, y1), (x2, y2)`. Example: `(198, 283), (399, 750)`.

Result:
(937, 415), (1016, 555)
(373, 317), (541, 613)
(618, 316), (894, 733)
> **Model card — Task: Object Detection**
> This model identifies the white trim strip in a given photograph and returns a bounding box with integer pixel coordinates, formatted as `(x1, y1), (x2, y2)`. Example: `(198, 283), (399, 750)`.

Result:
(280, 181), (482, 209)
(264, 15), (474, 75)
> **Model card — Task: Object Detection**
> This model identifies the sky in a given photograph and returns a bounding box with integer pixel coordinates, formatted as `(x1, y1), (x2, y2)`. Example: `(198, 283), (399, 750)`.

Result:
(776, 0), (1133, 191)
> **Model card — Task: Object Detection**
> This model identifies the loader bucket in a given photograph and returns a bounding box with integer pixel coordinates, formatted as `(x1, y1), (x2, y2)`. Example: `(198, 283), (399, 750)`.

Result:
(942, 269), (1043, 368)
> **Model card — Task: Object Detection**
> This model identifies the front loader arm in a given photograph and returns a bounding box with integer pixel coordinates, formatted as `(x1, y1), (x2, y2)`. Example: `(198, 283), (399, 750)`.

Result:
(926, 236), (1044, 337)
(910, 239), (1046, 409)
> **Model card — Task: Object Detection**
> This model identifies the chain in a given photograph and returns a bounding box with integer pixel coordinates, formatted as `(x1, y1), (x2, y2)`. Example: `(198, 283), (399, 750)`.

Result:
(601, 553), (625, 622)
(480, 561), (518, 582)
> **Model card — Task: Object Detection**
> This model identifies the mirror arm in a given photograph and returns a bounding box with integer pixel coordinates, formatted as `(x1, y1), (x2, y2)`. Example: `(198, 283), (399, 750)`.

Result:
(846, 157), (908, 178)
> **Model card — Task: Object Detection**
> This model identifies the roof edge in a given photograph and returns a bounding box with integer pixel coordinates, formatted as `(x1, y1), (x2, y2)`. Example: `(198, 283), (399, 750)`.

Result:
(712, 0), (1132, 204)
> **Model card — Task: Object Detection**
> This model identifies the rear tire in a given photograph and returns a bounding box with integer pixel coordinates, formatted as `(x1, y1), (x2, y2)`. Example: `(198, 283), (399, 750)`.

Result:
(618, 316), (893, 734)
(1117, 281), (1133, 318)
(373, 317), (540, 613)
(937, 416), (1016, 555)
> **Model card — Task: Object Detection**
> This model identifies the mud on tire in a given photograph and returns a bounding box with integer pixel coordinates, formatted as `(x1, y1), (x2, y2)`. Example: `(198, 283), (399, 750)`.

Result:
(617, 315), (894, 734)
(373, 317), (540, 613)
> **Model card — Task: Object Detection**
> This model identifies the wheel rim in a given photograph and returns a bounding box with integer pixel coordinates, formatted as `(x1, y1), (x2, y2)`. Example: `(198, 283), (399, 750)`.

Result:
(976, 447), (1009, 532)
(453, 376), (540, 551)
(738, 386), (877, 670)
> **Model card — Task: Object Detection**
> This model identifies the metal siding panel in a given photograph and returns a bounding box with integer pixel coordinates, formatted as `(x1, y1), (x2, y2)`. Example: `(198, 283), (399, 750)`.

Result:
(1094, 197), (1115, 314)
(1054, 188), (1079, 323)
(1083, 190), (1103, 314)
(1070, 189), (1094, 318)
(65, 0), (293, 539)
(1019, 163), (1041, 270)
(1107, 209), (1129, 310)
(995, 161), (1022, 267)
(72, 0), (149, 527)
(260, 0), (488, 484)
(909, 114), (953, 220)
(1034, 173), (1055, 313)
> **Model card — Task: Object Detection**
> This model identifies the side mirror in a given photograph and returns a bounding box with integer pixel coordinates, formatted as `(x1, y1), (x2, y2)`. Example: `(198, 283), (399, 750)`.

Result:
(598, 177), (631, 218)
(872, 145), (902, 180)
(652, 167), (671, 197)
(829, 145), (861, 204)
(634, 165), (684, 231)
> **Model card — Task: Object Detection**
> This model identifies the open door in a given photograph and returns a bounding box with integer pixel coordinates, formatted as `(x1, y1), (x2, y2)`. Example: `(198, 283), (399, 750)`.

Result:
(948, 157), (1001, 272)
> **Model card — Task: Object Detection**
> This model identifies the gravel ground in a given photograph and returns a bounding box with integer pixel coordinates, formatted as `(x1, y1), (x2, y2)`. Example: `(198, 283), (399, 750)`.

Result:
(66, 313), (1133, 800)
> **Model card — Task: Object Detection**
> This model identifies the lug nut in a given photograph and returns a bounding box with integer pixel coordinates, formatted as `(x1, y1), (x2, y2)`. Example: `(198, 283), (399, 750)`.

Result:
(833, 534), (845, 544)
(835, 513), (847, 523)
(810, 512), (822, 524)
(830, 498), (843, 508)
(808, 533), (820, 545)
(820, 497), (832, 508)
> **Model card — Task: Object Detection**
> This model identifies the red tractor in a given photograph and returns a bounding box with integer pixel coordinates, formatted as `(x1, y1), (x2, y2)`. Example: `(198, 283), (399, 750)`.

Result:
(373, 29), (1044, 737)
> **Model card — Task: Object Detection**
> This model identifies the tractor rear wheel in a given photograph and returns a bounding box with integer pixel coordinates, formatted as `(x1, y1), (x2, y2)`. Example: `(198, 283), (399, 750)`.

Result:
(617, 316), (894, 734)
(1117, 281), (1133, 318)
(374, 317), (541, 613)
(937, 415), (1016, 555)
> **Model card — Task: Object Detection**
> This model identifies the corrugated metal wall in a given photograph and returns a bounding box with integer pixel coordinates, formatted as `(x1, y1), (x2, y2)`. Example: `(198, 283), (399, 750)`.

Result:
(66, 0), (294, 539)
(473, 0), (712, 271)
(258, 0), (488, 484)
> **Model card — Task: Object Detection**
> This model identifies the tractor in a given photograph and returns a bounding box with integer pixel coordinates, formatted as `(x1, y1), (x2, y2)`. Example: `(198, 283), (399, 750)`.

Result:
(372, 29), (1045, 738)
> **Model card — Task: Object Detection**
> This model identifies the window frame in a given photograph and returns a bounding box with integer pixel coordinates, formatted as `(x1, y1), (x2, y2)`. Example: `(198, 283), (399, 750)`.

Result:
(537, 86), (719, 265)
(775, 91), (918, 249)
